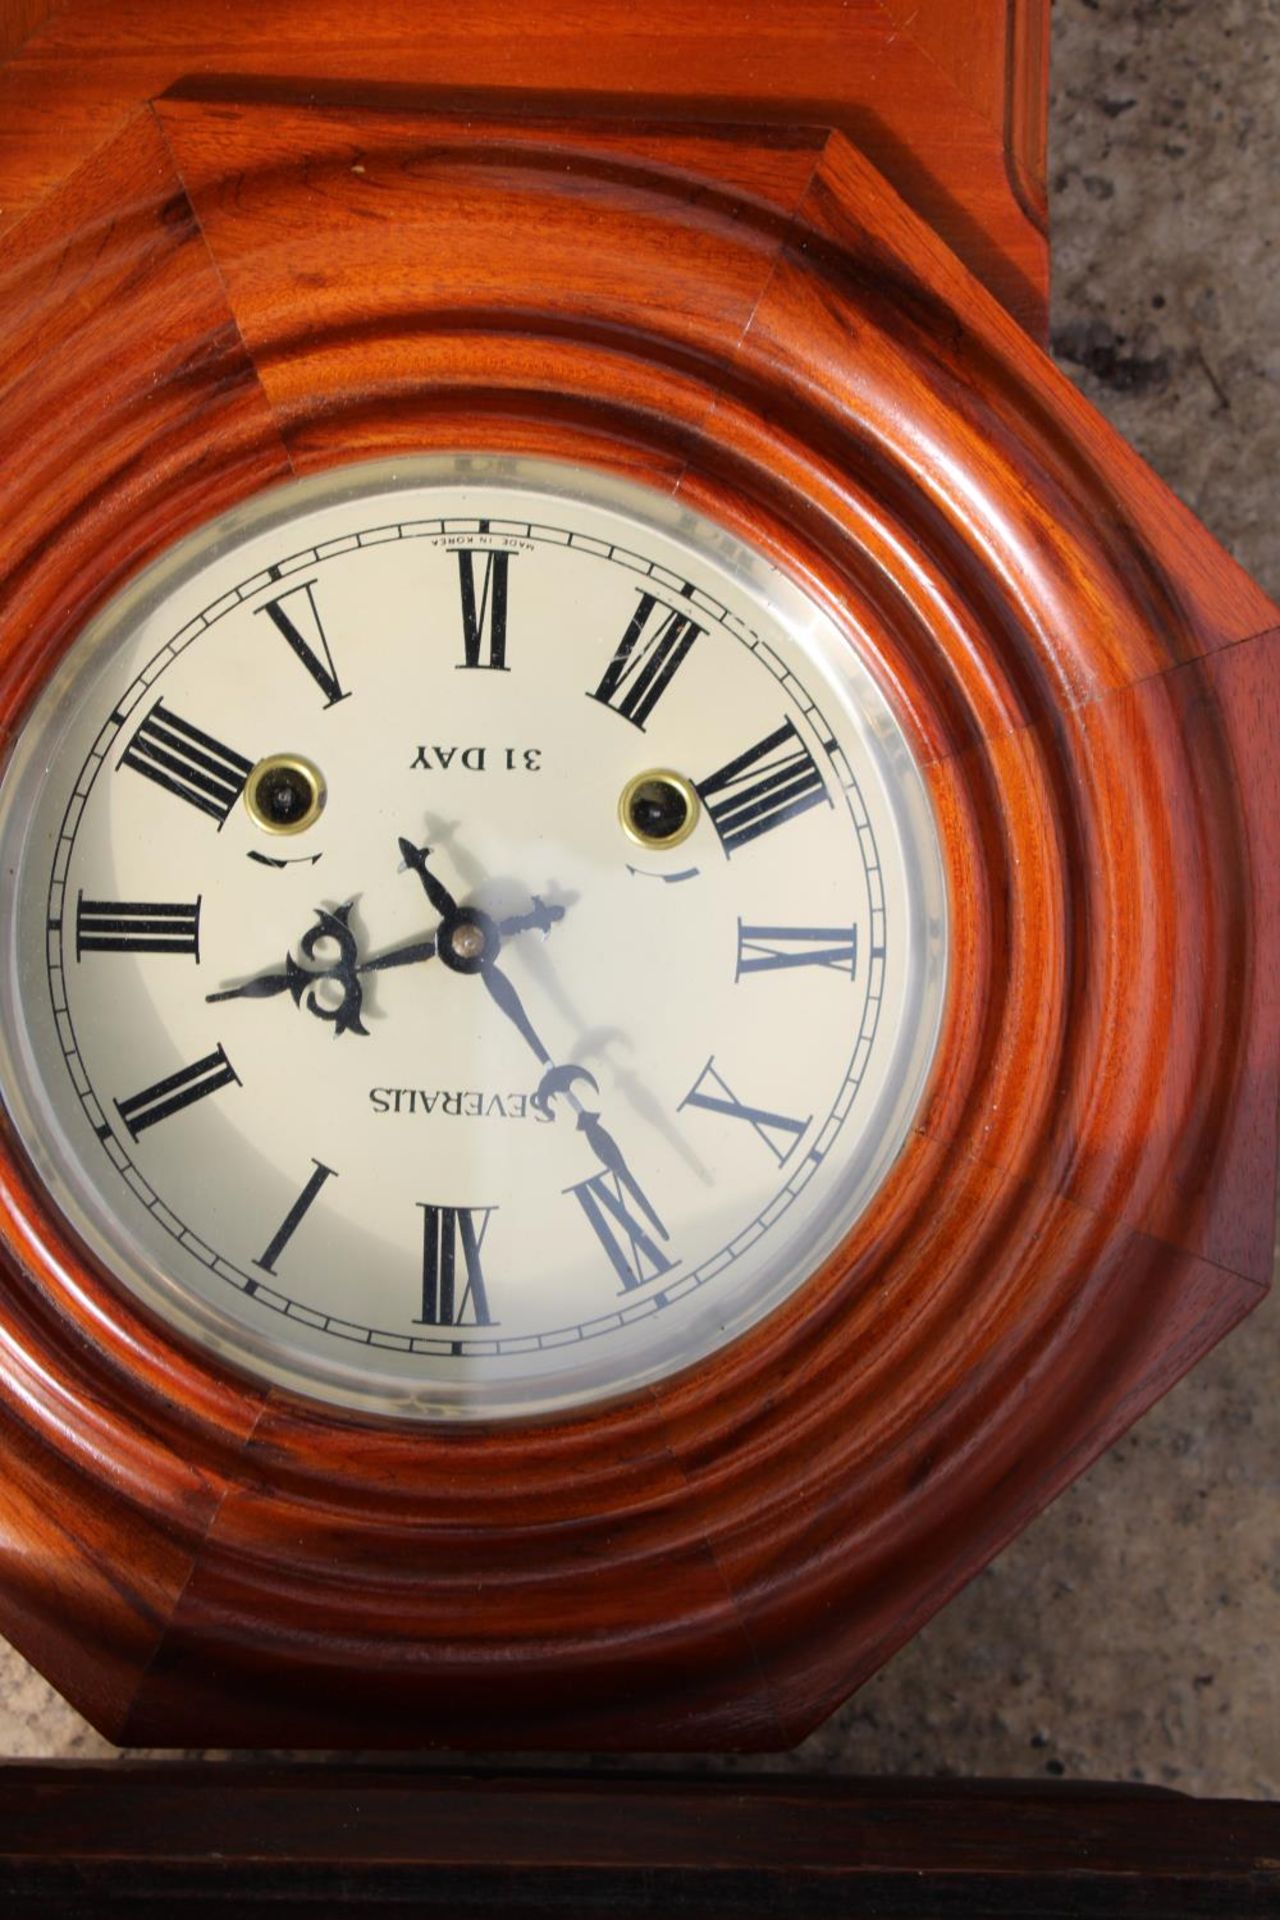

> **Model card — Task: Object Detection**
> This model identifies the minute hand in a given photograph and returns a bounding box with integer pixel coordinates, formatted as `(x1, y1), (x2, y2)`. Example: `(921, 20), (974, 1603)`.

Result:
(481, 956), (670, 1249)
(480, 957), (552, 1068)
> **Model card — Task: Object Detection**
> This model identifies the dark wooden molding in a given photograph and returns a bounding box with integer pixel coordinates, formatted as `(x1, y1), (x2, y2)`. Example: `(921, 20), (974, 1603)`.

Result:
(0, 1765), (1277, 1917)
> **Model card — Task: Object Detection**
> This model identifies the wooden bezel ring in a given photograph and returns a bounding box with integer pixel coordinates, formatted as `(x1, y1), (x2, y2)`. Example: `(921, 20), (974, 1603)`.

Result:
(0, 99), (1274, 1748)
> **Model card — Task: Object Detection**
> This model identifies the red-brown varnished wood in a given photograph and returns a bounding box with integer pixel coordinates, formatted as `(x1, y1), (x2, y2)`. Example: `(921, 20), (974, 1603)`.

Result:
(0, 0), (48, 61)
(0, 88), (1275, 1750)
(0, 112), (291, 736)
(0, 0), (1050, 337)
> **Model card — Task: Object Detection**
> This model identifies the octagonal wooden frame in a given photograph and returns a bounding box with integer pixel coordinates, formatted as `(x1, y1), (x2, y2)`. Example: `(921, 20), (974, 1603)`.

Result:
(0, 94), (1275, 1749)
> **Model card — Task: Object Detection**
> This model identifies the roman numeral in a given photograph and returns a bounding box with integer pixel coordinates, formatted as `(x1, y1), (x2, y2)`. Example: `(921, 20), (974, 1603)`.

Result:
(417, 1204), (496, 1326)
(455, 549), (511, 671)
(258, 580), (348, 707)
(120, 702), (253, 825)
(256, 1160), (338, 1275)
(114, 1045), (239, 1141)
(680, 1058), (810, 1165)
(696, 721), (829, 855)
(736, 921), (858, 980)
(589, 591), (703, 728)
(568, 1171), (673, 1292)
(75, 893), (202, 960)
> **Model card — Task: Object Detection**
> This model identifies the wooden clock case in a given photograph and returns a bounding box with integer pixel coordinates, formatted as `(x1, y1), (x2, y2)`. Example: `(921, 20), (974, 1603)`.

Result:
(0, 11), (1277, 1752)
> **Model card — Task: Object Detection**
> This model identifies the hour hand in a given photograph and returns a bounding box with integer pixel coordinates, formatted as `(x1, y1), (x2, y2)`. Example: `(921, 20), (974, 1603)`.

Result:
(206, 903), (368, 1037)
(207, 962), (303, 1005)
(397, 837), (458, 920)
(358, 932), (438, 976)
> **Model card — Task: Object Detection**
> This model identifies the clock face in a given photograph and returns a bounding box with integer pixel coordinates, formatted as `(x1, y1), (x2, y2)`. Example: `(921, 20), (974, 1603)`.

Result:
(0, 457), (946, 1419)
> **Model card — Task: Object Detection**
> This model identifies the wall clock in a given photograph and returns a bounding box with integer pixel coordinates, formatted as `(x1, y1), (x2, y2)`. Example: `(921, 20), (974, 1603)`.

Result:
(0, 21), (1276, 1750)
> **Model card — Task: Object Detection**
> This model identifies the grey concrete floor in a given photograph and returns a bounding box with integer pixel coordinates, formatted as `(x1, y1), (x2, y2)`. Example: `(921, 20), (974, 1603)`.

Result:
(0, 1), (1276, 1794)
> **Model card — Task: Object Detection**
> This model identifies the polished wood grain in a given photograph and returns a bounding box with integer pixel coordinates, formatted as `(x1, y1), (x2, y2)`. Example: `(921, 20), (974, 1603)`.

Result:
(0, 0), (48, 61)
(0, 0), (1050, 337)
(1, 1766), (1277, 1917)
(0, 81), (1275, 1749)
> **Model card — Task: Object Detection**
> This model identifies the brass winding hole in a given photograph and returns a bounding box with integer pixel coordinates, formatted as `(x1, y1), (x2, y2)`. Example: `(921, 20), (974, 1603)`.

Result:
(619, 769), (700, 850)
(244, 753), (326, 835)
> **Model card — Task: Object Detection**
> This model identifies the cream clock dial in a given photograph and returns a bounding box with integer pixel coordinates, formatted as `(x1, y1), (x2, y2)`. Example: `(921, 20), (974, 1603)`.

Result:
(0, 457), (946, 1418)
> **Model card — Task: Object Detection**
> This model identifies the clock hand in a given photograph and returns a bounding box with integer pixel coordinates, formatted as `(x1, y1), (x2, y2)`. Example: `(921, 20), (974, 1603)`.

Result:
(357, 932), (438, 976)
(575, 1105), (669, 1241)
(530, 1069), (668, 1241)
(358, 898), (567, 976)
(480, 954), (553, 1068)
(397, 836), (458, 919)
(206, 964), (300, 1004)
(212, 874), (567, 1035)
(206, 902), (368, 1038)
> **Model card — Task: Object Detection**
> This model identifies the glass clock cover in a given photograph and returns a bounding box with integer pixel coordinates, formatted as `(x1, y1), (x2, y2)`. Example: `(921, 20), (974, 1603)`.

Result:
(0, 457), (946, 1419)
